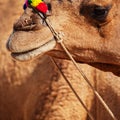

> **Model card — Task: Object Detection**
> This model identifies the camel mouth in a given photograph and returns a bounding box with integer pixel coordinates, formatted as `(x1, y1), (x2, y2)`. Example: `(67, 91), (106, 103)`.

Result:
(11, 39), (56, 61)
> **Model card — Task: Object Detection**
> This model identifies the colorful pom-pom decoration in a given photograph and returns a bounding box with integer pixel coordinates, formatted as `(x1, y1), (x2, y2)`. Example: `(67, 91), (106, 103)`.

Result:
(23, 0), (48, 14)
(36, 2), (48, 14)
(31, 0), (42, 7)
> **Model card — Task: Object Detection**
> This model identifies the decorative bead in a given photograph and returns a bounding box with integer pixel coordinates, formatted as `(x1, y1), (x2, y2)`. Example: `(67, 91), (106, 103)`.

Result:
(36, 2), (48, 14)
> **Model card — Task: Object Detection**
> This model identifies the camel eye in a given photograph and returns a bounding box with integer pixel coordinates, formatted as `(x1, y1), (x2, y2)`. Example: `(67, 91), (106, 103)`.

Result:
(92, 5), (111, 21)
(94, 6), (107, 16)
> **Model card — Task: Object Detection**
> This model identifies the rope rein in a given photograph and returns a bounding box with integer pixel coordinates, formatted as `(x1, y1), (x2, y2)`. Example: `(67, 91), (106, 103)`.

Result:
(33, 8), (118, 120)
(45, 16), (118, 120)
(51, 58), (94, 120)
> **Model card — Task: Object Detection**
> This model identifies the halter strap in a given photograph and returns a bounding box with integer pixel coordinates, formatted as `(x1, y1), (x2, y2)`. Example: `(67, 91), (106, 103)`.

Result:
(30, 5), (118, 120)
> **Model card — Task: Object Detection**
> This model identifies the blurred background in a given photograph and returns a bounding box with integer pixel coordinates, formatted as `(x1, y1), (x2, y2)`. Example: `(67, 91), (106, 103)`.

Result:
(0, 1), (120, 120)
(0, 1), (51, 120)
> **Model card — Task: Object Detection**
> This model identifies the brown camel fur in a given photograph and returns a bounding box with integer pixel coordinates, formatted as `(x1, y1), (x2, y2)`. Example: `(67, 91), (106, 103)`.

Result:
(4, 0), (120, 120)
(7, 0), (120, 65)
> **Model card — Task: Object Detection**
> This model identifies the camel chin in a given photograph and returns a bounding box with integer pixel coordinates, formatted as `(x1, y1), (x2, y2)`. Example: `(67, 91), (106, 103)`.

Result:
(11, 39), (56, 61)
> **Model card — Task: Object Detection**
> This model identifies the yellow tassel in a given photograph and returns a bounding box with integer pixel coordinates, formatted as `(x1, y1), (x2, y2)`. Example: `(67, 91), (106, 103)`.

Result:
(31, 0), (43, 7)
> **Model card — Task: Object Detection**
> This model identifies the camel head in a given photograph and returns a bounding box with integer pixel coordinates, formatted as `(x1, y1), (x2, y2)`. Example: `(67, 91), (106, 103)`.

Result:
(7, 0), (120, 65)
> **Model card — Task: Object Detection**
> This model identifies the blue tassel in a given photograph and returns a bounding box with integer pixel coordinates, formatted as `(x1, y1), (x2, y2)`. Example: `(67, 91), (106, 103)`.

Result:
(23, 3), (27, 10)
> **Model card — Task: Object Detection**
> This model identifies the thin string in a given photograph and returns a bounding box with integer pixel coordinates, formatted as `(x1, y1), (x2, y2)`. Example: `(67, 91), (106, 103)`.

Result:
(58, 42), (118, 120)
(44, 18), (118, 120)
(50, 57), (94, 120)
(34, 9), (118, 120)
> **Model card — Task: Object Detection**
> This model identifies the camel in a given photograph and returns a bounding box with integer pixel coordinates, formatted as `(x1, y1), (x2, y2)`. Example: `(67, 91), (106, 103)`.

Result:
(6, 0), (120, 120)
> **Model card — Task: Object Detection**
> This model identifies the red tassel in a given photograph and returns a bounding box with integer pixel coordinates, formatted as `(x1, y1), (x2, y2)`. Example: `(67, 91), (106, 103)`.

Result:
(36, 2), (48, 14)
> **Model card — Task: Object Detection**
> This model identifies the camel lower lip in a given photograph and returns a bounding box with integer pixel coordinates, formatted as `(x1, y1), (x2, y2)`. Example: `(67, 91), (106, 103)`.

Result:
(11, 39), (56, 61)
